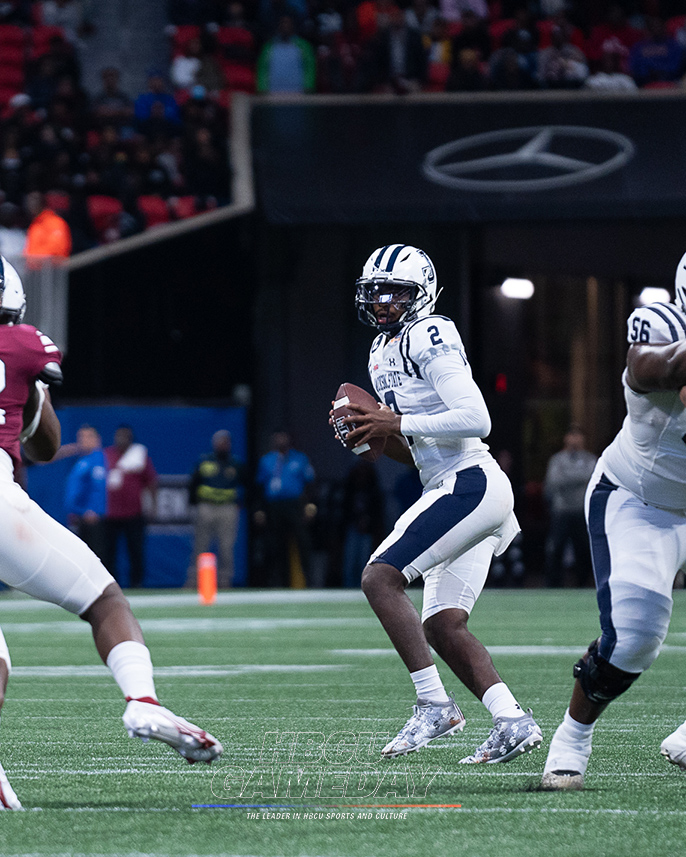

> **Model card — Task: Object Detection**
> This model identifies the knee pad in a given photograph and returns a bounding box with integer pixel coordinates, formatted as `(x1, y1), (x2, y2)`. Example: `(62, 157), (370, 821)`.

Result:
(573, 639), (640, 705)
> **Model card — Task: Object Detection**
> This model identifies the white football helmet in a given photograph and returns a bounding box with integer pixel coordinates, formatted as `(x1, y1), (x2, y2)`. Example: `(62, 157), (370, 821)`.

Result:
(355, 244), (441, 334)
(675, 251), (686, 312)
(0, 256), (25, 324)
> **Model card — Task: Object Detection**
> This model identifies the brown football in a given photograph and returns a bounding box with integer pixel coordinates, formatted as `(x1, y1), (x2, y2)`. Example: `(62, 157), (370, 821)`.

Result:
(332, 382), (387, 462)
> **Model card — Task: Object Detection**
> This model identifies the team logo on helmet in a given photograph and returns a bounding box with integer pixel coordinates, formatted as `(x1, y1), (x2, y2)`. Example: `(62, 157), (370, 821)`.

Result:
(355, 244), (441, 335)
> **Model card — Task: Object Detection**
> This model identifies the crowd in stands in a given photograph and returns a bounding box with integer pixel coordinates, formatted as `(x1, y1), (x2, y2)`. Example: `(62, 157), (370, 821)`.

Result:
(1, 1), (686, 252)
(165, 0), (686, 95)
(0, 1), (231, 254)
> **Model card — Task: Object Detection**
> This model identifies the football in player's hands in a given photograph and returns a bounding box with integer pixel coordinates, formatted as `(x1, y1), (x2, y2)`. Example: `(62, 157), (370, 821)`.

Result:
(680, 386), (686, 407)
(331, 382), (387, 462)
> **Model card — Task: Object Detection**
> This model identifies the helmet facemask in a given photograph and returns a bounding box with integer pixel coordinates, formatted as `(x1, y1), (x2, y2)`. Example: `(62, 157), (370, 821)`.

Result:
(355, 279), (427, 335)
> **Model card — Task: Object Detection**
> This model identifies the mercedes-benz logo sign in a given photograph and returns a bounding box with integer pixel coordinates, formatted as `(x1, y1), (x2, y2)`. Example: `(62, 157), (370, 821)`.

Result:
(422, 126), (635, 192)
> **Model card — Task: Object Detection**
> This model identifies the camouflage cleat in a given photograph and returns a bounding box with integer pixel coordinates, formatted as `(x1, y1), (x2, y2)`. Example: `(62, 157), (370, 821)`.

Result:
(460, 709), (542, 764)
(382, 697), (466, 758)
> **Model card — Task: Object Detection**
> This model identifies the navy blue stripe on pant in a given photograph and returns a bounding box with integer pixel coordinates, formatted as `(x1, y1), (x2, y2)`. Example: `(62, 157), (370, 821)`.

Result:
(375, 466), (487, 573)
(587, 473), (618, 662)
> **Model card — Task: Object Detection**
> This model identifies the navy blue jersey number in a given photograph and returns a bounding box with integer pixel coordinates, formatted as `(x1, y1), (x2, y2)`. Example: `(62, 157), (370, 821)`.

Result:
(630, 317), (651, 343)
(427, 325), (443, 346)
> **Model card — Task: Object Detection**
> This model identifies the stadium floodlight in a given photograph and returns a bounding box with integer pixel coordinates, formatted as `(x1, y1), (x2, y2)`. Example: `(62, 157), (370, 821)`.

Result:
(638, 287), (670, 305)
(500, 278), (534, 299)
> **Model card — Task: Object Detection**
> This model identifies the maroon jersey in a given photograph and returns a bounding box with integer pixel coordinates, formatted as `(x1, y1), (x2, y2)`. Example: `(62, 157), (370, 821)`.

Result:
(0, 324), (61, 470)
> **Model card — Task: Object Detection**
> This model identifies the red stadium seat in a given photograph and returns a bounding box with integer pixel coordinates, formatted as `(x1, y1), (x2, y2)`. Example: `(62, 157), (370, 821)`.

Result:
(220, 61), (256, 92)
(0, 25), (25, 46)
(137, 194), (171, 228)
(0, 44), (25, 65)
(536, 18), (585, 50)
(45, 190), (71, 214)
(87, 195), (123, 241)
(170, 24), (201, 57)
(667, 15), (686, 38)
(0, 66), (24, 86)
(0, 84), (19, 106)
(29, 25), (67, 58)
(169, 195), (198, 220)
(488, 18), (515, 50)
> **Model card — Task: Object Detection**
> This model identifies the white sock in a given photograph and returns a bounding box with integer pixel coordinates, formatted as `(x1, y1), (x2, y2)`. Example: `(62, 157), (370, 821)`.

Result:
(106, 641), (157, 702)
(482, 682), (523, 719)
(410, 665), (450, 703)
(561, 708), (595, 742)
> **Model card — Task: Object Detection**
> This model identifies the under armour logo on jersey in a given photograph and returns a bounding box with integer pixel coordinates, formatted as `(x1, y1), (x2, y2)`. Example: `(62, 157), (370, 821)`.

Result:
(389, 358), (396, 366)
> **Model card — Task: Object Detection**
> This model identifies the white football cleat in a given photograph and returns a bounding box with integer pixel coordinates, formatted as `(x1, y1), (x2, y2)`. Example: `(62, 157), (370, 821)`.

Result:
(460, 709), (542, 764)
(660, 722), (686, 770)
(0, 760), (21, 809)
(540, 720), (592, 791)
(381, 696), (465, 758)
(123, 699), (223, 764)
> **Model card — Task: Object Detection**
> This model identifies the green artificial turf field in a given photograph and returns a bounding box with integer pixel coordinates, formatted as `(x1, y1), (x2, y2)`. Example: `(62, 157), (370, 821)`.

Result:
(1, 587), (686, 857)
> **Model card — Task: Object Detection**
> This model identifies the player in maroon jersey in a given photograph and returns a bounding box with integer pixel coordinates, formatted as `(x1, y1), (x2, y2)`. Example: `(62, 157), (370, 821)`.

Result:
(0, 257), (222, 810)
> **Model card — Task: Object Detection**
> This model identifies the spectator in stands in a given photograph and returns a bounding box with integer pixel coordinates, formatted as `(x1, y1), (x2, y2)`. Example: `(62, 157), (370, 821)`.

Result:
(167, 0), (223, 26)
(24, 190), (72, 263)
(584, 41), (638, 91)
(0, 129), (26, 205)
(424, 16), (454, 90)
(450, 9), (491, 61)
(438, 0), (487, 25)
(405, 0), (439, 37)
(134, 70), (181, 126)
(630, 16), (684, 87)
(181, 84), (227, 139)
(93, 68), (135, 134)
(256, 14), (317, 93)
(447, 45), (488, 90)
(171, 34), (205, 89)
(183, 126), (230, 202)
(586, 3), (645, 70)
(538, 23), (589, 88)
(27, 55), (62, 110)
(489, 46), (537, 89)
(500, 7), (539, 78)
(104, 425), (158, 589)
(0, 203), (26, 265)
(354, 0), (401, 43)
(366, 5), (428, 93)
(40, 0), (92, 45)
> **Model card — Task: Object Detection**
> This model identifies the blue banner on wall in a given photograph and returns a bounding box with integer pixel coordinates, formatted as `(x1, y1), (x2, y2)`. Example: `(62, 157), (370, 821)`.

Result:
(26, 404), (249, 589)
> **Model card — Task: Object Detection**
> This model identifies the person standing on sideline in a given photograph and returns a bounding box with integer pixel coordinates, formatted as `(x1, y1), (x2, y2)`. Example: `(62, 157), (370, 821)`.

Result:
(188, 430), (246, 588)
(334, 244), (542, 762)
(542, 252), (686, 791)
(64, 424), (107, 561)
(254, 432), (316, 587)
(543, 425), (597, 587)
(104, 425), (157, 588)
(0, 256), (221, 808)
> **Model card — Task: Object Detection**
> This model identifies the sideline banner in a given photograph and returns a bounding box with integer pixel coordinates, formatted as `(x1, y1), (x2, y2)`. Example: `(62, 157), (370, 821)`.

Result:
(26, 405), (248, 588)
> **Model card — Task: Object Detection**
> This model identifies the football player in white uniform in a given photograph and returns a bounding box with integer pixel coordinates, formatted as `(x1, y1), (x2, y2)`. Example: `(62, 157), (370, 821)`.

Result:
(542, 252), (686, 790)
(0, 258), (222, 808)
(338, 244), (542, 762)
